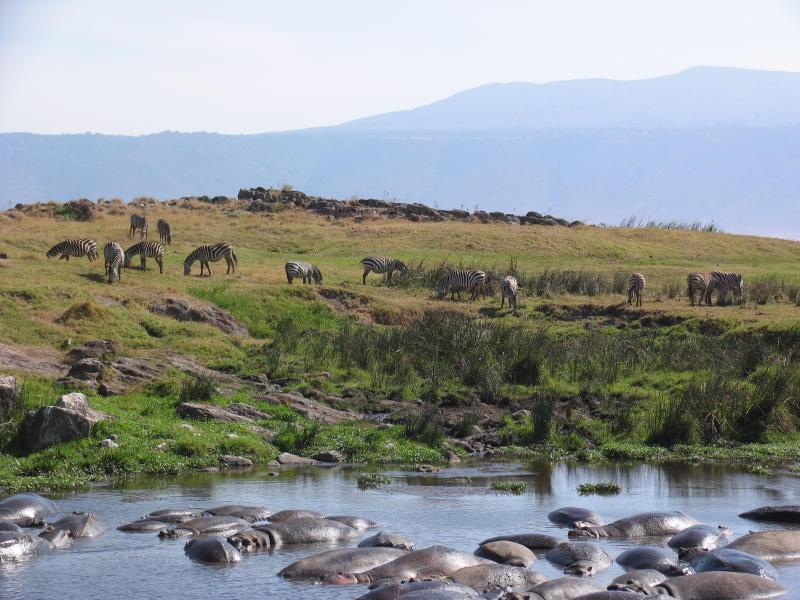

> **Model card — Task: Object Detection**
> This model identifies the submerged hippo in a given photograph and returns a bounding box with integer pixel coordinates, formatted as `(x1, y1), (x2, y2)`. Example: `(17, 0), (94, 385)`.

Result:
(0, 493), (59, 526)
(118, 519), (172, 532)
(725, 529), (800, 560)
(548, 507), (604, 527)
(608, 569), (666, 592)
(525, 577), (604, 599)
(478, 533), (560, 551)
(668, 524), (732, 553)
(327, 546), (492, 584)
(356, 581), (478, 599)
(474, 541), (535, 567)
(42, 512), (104, 539)
(651, 572), (786, 599)
(544, 541), (611, 576)
(143, 509), (198, 523)
(0, 530), (66, 562)
(158, 515), (249, 538)
(569, 511), (701, 539)
(268, 509), (324, 522)
(687, 548), (778, 580)
(229, 517), (359, 549)
(327, 515), (380, 530)
(0, 521), (22, 532)
(615, 545), (689, 576)
(203, 505), (271, 522)
(358, 531), (415, 551)
(184, 536), (241, 563)
(740, 505), (800, 524)
(450, 564), (547, 592)
(279, 547), (407, 579)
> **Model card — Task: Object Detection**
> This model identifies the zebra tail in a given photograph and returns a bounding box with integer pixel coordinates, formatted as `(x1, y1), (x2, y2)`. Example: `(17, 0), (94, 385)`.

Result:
(231, 249), (238, 265)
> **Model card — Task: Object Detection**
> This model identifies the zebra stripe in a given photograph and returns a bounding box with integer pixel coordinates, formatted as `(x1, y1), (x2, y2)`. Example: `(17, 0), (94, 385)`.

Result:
(124, 241), (165, 273)
(156, 219), (171, 245)
(709, 271), (745, 305)
(687, 272), (712, 306)
(184, 242), (237, 276)
(501, 275), (519, 309)
(104, 242), (124, 283)
(436, 269), (487, 301)
(285, 261), (322, 284)
(627, 273), (646, 307)
(361, 256), (407, 285)
(46, 239), (99, 262)
(129, 214), (148, 239)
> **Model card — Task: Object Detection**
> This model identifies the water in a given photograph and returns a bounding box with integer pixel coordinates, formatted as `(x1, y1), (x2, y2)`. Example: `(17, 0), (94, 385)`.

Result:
(1, 461), (799, 600)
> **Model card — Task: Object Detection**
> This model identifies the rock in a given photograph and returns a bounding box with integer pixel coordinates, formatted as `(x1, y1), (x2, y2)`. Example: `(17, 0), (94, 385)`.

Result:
(313, 450), (344, 463)
(248, 425), (276, 440)
(220, 455), (253, 468)
(149, 298), (248, 336)
(276, 452), (317, 465)
(66, 340), (120, 365)
(444, 450), (461, 464)
(260, 392), (359, 424)
(23, 392), (112, 452)
(226, 403), (267, 420)
(154, 442), (167, 452)
(177, 423), (196, 432)
(100, 438), (118, 448)
(0, 253), (7, 259)
(97, 382), (124, 396)
(267, 472), (279, 477)
(200, 466), (219, 472)
(176, 402), (251, 423)
(0, 375), (21, 415)
(416, 464), (442, 473)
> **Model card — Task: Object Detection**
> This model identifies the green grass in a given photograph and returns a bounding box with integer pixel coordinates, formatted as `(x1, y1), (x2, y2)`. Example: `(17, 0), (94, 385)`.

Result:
(490, 480), (527, 494)
(578, 481), (621, 495)
(357, 473), (392, 489)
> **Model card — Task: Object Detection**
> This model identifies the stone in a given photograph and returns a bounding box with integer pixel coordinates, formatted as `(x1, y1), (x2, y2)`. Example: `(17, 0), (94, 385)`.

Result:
(23, 392), (112, 452)
(154, 442), (168, 452)
(444, 450), (461, 464)
(220, 455), (253, 468)
(66, 340), (120, 365)
(276, 452), (317, 465)
(416, 464), (442, 473)
(313, 450), (344, 463)
(0, 375), (20, 415)
(226, 403), (267, 420)
(260, 392), (359, 424)
(176, 402), (251, 423)
(149, 298), (248, 336)
(100, 438), (118, 448)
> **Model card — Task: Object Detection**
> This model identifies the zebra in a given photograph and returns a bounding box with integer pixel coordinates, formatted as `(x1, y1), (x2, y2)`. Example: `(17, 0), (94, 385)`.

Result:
(124, 241), (165, 273)
(104, 241), (124, 283)
(129, 214), (148, 239)
(687, 272), (712, 306)
(435, 269), (487, 301)
(156, 219), (171, 245)
(184, 242), (237, 276)
(46, 239), (99, 262)
(360, 257), (407, 285)
(627, 273), (646, 307)
(708, 271), (745, 305)
(500, 275), (519, 310)
(284, 261), (322, 284)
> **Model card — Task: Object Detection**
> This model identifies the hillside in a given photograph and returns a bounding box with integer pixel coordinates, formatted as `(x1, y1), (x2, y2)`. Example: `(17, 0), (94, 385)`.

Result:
(1, 196), (800, 491)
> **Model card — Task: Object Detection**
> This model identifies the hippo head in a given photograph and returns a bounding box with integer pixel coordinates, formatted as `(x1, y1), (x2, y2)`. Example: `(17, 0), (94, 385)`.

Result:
(567, 524), (602, 539)
(564, 560), (597, 576)
(717, 524), (734, 537)
(39, 527), (73, 549)
(322, 572), (361, 585)
(661, 564), (693, 577)
(677, 547), (707, 562)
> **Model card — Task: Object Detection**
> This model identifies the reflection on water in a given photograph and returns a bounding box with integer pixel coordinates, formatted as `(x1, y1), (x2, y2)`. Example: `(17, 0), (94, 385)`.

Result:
(1, 461), (799, 600)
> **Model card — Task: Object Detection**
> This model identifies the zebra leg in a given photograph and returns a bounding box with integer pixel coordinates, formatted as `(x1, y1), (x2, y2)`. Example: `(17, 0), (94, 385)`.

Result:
(362, 270), (369, 285)
(387, 271), (393, 285)
(157, 257), (163, 274)
(287, 275), (293, 284)
(501, 295), (505, 309)
(205, 262), (212, 276)
(141, 256), (147, 271)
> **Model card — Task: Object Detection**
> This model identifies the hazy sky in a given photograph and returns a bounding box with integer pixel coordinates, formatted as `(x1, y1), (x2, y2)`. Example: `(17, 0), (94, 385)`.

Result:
(2, 0), (800, 134)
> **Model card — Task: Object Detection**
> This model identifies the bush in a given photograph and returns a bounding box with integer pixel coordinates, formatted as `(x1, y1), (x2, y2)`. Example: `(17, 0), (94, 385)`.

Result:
(490, 480), (527, 494)
(179, 374), (216, 403)
(578, 481), (621, 495)
(274, 421), (322, 453)
(357, 473), (391, 489)
(403, 406), (446, 448)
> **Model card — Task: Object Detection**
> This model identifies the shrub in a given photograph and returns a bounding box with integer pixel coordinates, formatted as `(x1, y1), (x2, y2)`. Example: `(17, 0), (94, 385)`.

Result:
(179, 374), (216, 403)
(578, 481), (621, 495)
(403, 406), (446, 448)
(274, 421), (322, 453)
(490, 480), (527, 494)
(357, 473), (391, 489)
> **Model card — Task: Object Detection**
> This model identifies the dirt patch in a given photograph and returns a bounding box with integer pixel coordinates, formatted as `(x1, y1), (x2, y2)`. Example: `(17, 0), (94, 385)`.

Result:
(317, 288), (374, 324)
(0, 343), (67, 377)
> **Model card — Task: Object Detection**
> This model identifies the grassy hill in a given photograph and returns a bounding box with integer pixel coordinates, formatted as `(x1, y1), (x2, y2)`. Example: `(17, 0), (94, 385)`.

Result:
(1, 196), (800, 491)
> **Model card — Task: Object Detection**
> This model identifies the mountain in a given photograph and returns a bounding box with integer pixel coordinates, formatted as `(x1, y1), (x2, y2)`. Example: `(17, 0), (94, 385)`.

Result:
(2, 67), (800, 238)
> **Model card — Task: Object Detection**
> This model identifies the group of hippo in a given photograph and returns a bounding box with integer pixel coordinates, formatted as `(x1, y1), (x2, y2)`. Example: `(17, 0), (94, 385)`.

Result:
(3, 493), (800, 599)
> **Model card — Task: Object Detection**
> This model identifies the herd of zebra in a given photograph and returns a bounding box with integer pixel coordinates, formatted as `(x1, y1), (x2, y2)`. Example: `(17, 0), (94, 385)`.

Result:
(44, 215), (745, 308)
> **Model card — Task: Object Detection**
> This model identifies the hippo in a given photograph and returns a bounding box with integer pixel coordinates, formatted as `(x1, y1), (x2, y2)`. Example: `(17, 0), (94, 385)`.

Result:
(687, 548), (778, 580)
(568, 593), (659, 600)
(607, 569), (666, 592)
(359, 531), (415, 551)
(118, 519), (172, 532)
(268, 509), (324, 522)
(230, 517), (360, 548)
(569, 511), (701, 539)
(41, 511), (104, 539)
(279, 547), (407, 578)
(450, 564), (547, 592)
(525, 577), (604, 599)
(328, 546), (492, 584)
(548, 507), (604, 527)
(478, 533), (560, 551)
(143, 509), (198, 523)
(203, 505), (271, 522)
(615, 546), (689, 576)
(668, 524), (732, 553)
(474, 540), (535, 567)
(0, 530), (61, 562)
(545, 541), (611, 576)
(184, 536), (241, 563)
(226, 529), (271, 552)
(327, 515), (380, 530)
(651, 572), (786, 599)
(0, 493), (59, 526)
(725, 529), (800, 560)
(356, 581), (479, 599)
(158, 515), (249, 538)
(739, 505), (800, 523)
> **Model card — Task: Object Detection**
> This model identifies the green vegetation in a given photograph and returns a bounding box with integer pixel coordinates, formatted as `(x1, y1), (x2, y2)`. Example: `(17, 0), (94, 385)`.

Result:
(578, 481), (621, 495)
(357, 473), (392, 489)
(490, 480), (527, 494)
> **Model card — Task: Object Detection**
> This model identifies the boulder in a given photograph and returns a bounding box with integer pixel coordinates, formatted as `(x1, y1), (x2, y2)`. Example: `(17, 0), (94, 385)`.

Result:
(0, 375), (20, 415)
(176, 402), (252, 423)
(66, 340), (120, 365)
(226, 403), (267, 420)
(23, 392), (112, 452)
(260, 392), (359, 424)
(276, 452), (317, 465)
(149, 298), (248, 336)
(313, 450), (344, 463)
(220, 455), (253, 468)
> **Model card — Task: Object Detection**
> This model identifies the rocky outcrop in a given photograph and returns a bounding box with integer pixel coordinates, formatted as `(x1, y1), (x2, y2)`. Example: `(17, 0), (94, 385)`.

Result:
(0, 376), (21, 416)
(176, 403), (254, 423)
(0, 343), (66, 377)
(65, 339), (120, 364)
(148, 298), (248, 336)
(259, 392), (359, 424)
(219, 455), (253, 468)
(313, 450), (344, 463)
(276, 452), (318, 465)
(23, 392), (112, 452)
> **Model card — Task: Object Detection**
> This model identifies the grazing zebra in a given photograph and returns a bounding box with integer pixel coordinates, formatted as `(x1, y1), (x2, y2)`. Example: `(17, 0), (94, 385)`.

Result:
(284, 261), (322, 284)
(708, 271), (745, 305)
(627, 273), (646, 307)
(46, 239), (99, 262)
(129, 214), (148, 239)
(124, 241), (165, 273)
(687, 272), (712, 306)
(184, 242), (237, 276)
(436, 269), (487, 301)
(104, 241), (124, 283)
(156, 219), (171, 245)
(360, 257), (407, 285)
(500, 275), (519, 310)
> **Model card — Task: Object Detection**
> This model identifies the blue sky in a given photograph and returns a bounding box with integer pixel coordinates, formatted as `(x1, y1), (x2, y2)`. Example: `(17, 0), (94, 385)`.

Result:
(2, 0), (800, 134)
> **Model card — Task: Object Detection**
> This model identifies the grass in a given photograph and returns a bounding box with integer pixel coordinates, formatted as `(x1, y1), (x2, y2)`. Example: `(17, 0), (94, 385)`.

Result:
(357, 473), (392, 489)
(577, 481), (622, 495)
(490, 480), (527, 494)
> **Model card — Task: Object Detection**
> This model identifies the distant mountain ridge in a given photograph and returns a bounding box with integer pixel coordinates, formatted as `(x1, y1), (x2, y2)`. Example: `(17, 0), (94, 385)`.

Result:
(2, 67), (799, 238)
